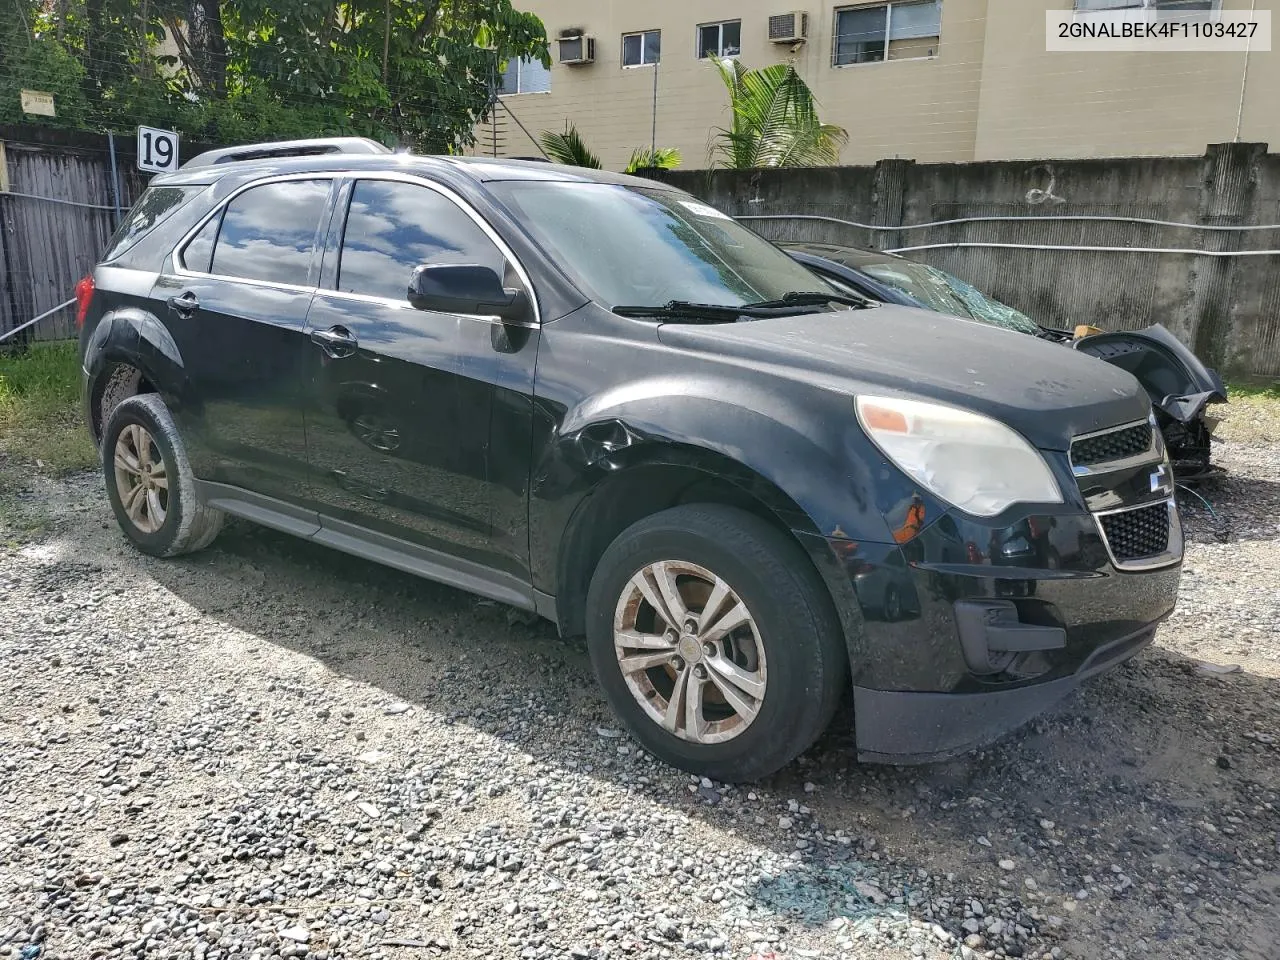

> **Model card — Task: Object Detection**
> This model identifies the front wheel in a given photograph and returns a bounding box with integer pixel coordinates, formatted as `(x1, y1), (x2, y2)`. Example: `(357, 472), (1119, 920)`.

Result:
(585, 504), (848, 782)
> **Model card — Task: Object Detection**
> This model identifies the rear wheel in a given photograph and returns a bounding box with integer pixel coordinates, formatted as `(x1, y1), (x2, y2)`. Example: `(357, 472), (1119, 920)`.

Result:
(585, 504), (847, 782)
(102, 394), (224, 558)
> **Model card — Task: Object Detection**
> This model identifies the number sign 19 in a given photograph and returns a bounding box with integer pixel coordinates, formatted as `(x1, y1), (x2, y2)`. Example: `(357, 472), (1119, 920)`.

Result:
(137, 126), (180, 173)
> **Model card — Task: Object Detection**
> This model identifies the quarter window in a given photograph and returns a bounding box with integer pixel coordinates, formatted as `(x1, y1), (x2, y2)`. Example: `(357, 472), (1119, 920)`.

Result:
(833, 1), (941, 66)
(622, 30), (661, 67)
(208, 180), (331, 286)
(337, 180), (505, 303)
(698, 20), (742, 58)
(105, 186), (202, 261)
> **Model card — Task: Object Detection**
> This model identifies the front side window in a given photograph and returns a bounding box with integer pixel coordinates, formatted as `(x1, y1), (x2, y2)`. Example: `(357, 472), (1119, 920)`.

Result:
(489, 182), (825, 310)
(834, 1), (941, 66)
(698, 20), (742, 58)
(208, 180), (331, 286)
(337, 180), (505, 303)
(499, 56), (551, 94)
(622, 30), (661, 67)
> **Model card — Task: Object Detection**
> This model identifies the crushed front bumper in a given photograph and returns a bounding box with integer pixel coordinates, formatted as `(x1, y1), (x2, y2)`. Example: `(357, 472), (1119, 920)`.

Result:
(852, 621), (1161, 764)
(811, 499), (1182, 764)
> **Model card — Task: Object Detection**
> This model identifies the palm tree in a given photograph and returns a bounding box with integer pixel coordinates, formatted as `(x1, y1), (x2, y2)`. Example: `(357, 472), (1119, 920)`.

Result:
(539, 123), (681, 173)
(539, 124), (602, 169)
(624, 145), (682, 173)
(710, 57), (847, 169)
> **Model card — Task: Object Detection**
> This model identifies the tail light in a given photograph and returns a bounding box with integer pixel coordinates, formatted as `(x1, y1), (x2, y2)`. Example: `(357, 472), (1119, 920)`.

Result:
(75, 274), (96, 329)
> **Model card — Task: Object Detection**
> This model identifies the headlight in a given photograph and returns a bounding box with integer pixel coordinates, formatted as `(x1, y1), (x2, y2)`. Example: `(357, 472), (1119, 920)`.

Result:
(855, 395), (1062, 518)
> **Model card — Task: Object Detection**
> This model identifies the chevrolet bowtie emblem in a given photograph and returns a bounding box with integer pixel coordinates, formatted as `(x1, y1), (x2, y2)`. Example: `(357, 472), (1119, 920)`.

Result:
(1149, 463), (1173, 497)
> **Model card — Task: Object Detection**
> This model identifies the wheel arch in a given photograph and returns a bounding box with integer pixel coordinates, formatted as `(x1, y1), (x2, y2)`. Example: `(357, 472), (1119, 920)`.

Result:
(84, 307), (187, 442)
(550, 440), (869, 673)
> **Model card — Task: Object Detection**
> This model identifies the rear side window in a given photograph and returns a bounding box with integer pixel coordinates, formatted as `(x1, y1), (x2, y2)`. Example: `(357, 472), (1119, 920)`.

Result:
(337, 180), (505, 302)
(103, 186), (203, 261)
(209, 180), (331, 286)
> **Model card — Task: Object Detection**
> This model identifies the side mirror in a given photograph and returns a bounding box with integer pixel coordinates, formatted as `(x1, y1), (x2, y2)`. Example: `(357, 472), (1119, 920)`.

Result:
(407, 263), (531, 323)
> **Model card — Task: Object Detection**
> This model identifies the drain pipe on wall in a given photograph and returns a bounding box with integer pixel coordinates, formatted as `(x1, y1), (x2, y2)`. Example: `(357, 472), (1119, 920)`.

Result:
(1234, 0), (1258, 142)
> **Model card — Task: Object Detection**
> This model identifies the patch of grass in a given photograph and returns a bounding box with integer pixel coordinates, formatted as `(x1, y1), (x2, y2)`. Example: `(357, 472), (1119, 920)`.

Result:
(0, 341), (97, 474)
(1226, 380), (1280, 401)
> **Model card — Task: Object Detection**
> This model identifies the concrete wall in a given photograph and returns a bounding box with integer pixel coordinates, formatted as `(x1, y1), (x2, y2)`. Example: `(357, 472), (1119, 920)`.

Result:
(474, 0), (1280, 165)
(648, 143), (1280, 382)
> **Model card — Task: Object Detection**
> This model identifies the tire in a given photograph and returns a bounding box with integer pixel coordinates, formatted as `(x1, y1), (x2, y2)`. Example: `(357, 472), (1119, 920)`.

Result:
(585, 504), (848, 782)
(101, 394), (224, 558)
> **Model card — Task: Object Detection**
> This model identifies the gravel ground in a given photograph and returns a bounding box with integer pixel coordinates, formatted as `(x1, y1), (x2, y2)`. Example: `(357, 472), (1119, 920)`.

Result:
(1, 407), (1277, 960)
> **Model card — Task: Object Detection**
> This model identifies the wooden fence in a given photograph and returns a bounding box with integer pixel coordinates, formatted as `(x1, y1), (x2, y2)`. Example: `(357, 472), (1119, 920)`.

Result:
(0, 125), (217, 343)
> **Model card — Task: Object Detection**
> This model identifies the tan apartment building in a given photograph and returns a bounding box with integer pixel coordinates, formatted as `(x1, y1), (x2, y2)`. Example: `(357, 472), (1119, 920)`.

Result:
(470, 0), (1278, 168)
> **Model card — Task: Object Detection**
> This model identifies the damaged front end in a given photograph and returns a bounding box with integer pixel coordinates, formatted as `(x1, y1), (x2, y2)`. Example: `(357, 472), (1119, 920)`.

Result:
(1070, 323), (1227, 481)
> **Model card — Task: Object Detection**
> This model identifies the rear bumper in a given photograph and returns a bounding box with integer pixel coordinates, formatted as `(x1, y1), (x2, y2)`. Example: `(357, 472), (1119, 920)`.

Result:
(853, 622), (1158, 763)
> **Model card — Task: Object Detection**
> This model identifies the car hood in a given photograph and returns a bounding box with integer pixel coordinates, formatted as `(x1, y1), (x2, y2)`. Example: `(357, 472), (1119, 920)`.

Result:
(656, 306), (1151, 451)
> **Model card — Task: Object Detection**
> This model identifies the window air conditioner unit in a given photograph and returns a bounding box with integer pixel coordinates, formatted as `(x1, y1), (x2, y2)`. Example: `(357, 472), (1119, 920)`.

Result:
(557, 30), (595, 64)
(768, 11), (809, 43)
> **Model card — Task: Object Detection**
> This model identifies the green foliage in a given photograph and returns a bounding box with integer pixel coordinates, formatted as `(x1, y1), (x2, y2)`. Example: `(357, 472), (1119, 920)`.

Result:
(0, 9), (91, 128)
(1226, 381), (1280, 401)
(0, 342), (98, 475)
(710, 56), (848, 169)
(539, 123), (602, 169)
(625, 145), (682, 174)
(2, 0), (549, 152)
(539, 123), (682, 174)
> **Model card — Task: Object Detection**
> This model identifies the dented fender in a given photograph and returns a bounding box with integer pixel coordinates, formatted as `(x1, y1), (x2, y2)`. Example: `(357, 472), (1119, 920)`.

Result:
(545, 376), (925, 546)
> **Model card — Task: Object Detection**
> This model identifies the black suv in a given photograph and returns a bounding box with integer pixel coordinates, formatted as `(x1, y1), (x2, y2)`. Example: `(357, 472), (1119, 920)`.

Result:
(78, 138), (1182, 781)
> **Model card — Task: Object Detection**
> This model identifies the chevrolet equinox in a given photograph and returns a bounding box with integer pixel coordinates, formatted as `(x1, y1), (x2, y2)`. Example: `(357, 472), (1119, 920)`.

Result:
(77, 137), (1183, 781)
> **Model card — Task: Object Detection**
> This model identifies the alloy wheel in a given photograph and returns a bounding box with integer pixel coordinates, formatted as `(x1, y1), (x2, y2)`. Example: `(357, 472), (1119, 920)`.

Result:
(112, 423), (168, 534)
(613, 560), (767, 745)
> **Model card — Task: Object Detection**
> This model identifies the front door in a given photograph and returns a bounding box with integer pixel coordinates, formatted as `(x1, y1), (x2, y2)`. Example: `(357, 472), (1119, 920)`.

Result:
(301, 177), (539, 574)
(153, 176), (334, 503)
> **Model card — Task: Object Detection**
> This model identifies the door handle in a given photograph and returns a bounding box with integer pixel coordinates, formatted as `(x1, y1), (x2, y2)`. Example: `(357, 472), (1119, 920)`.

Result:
(167, 291), (200, 319)
(311, 325), (358, 359)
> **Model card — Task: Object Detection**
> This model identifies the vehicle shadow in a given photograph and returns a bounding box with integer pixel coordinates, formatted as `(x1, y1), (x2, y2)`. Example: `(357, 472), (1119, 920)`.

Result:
(137, 515), (1280, 959)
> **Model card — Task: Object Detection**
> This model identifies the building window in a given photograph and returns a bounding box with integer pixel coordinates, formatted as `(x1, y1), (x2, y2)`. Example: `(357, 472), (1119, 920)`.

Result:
(698, 20), (742, 58)
(622, 30), (661, 67)
(499, 57), (551, 94)
(833, 1), (941, 66)
(1074, 0), (1217, 10)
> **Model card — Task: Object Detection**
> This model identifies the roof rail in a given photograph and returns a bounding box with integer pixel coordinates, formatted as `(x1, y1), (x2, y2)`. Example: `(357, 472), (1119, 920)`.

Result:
(181, 137), (393, 170)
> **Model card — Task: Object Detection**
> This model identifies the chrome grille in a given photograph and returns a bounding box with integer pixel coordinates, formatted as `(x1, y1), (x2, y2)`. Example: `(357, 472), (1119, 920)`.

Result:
(1098, 501), (1171, 562)
(1071, 422), (1153, 468)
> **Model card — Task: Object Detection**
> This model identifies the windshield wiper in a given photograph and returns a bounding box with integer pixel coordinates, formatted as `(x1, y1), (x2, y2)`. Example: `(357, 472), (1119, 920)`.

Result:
(744, 290), (876, 309)
(613, 292), (873, 323)
(613, 301), (788, 322)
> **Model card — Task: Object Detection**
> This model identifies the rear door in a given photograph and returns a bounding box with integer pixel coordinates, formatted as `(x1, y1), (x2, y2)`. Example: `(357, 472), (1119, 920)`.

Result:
(301, 175), (540, 576)
(153, 176), (334, 503)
